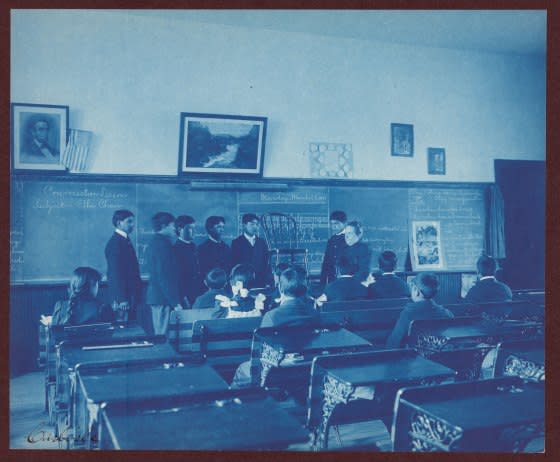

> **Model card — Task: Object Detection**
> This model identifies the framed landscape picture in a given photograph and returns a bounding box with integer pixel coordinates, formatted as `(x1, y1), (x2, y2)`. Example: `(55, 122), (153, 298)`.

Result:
(11, 102), (69, 172)
(391, 123), (414, 157)
(178, 112), (267, 177)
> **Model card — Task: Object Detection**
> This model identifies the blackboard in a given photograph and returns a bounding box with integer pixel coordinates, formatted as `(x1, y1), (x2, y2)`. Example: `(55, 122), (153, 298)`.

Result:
(10, 178), (486, 283)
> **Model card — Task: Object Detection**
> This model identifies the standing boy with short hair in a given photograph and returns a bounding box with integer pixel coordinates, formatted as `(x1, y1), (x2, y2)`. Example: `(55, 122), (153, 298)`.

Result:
(105, 209), (142, 322)
(146, 212), (182, 335)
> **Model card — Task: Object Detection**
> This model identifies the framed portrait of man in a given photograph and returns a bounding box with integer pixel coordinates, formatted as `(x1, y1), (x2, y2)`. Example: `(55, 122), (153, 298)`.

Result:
(11, 102), (69, 172)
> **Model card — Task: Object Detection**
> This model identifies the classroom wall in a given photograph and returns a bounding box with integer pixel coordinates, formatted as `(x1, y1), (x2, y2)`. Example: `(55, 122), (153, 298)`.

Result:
(11, 10), (546, 182)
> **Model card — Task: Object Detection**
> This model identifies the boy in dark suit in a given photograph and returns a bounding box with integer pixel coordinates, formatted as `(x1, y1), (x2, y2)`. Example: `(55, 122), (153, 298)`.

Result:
(465, 255), (513, 303)
(386, 272), (453, 348)
(174, 215), (200, 307)
(368, 250), (410, 299)
(197, 216), (232, 280)
(321, 255), (368, 302)
(145, 212), (182, 335)
(104, 209), (142, 322)
(192, 268), (228, 309)
(320, 210), (348, 285)
(260, 267), (320, 328)
(231, 213), (272, 288)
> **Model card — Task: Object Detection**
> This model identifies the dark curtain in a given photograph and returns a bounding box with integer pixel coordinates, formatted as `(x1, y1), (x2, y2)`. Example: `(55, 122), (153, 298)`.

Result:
(485, 185), (506, 259)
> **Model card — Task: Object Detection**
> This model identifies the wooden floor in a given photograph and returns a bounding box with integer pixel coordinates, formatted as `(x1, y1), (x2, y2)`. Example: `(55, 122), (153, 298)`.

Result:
(9, 371), (392, 451)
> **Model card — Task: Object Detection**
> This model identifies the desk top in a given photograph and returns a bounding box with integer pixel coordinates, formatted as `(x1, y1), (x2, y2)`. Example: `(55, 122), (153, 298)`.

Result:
(60, 342), (178, 370)
(102, 396), (308, 450)
(324, 354), (456, 386)
(431, 321), (537, 340)
(51, 323), (146, 345)
(402, 385), (544, 431)
(256, 328), (371, 353)
(78, 363), (228, 404)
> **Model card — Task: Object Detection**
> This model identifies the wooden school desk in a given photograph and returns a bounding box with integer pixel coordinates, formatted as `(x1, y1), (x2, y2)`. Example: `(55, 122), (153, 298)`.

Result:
(408, 317), (543, 379)
(392, 377), (544, 452)
(44, 322), (147, 421)
(54, 338), (177, 445)
(97, 391), (310, 450)
(493, 339), (545, 382)
(74, 360), (229, 448)
(307, 349), (456, 450)
(251, 327), (373, 389)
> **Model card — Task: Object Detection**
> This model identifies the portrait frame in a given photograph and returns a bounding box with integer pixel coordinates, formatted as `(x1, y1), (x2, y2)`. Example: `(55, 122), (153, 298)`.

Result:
(11, 102), (69, 172)
(178, 112), (267, 178)
(428, 147), (446, 175)
(410, 220), (445, 271)
(391, 122), (414, 157)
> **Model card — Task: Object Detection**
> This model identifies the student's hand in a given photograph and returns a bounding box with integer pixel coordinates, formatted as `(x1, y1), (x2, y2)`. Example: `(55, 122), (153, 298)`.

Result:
(40, 315), (52, 326)
(255, 293), (266, 311)
(118, 301), (130, 311)
(173, 304), (183, 312)
(361, 274), (376, 287)
(315, 294), (327, 308)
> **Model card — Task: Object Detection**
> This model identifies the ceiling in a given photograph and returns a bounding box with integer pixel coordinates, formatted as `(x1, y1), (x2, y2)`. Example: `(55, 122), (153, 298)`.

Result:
(126, 9), (547, 56)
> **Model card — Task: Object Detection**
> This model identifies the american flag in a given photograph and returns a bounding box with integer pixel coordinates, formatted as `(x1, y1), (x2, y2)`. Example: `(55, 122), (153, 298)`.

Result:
(61, 129), (92, 172)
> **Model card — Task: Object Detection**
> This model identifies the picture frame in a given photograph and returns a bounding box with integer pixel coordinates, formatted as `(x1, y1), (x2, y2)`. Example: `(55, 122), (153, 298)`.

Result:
(391, 123), (414, 157)
(178, 112), (267, 177)
(11, 103), (69, 172)
(428, 147), (446, 175)
(410, 220), (445, 271)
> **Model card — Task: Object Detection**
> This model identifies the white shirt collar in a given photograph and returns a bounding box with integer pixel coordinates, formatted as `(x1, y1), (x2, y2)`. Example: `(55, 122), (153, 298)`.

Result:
(244, 233), (256, 245)
(479, 275), (496, 281)
(208, 235), (221, 243)
(115, 228), (128, 239)
(178, 237), (192, 244)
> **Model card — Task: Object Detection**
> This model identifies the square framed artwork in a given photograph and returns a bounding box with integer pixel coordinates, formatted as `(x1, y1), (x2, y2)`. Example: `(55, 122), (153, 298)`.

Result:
(178, 112), (267, 177)
(428, 147), (446, 175)
(11, 102), (69, 172)
(391, 123), (414, 157)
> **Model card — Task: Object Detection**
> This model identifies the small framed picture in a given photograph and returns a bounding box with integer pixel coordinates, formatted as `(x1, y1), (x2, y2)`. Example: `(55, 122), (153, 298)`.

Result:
(391, 123), (414, 157)
(428, 147), (446, 175)
(11, 103), (69, 172)
(178, 112), (267, 177)
(410, 220), (445, 271)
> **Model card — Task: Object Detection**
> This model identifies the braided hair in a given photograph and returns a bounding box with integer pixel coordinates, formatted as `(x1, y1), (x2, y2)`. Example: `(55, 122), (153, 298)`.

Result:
(67, 267), (102, 318)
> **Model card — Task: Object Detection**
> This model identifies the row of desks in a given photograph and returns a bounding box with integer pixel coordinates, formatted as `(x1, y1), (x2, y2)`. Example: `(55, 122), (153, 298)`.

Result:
(49, 318), (544, 451)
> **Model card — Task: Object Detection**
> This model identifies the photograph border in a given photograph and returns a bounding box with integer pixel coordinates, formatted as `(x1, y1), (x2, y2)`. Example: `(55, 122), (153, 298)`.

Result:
(410, 219), (445, 271)
(428, 147), (446, 175)
(178, 112), (267, 178)
(11, 102), (69, 172)
(391, 122), (414, 157)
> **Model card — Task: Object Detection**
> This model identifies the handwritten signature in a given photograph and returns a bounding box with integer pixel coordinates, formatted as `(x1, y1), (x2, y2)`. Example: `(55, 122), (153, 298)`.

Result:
(26, 422), (98, 444)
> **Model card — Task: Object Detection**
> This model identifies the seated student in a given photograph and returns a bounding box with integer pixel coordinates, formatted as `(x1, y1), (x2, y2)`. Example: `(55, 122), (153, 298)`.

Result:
(212, 264), (264, 319)
(230, 267), (320, 387)
(260, 267), (320, 328)
(385, 272), (453, 348)
(368, 250), (410, 299)
(192, 268), (228, 309)
(465, 255), (513, 303)
(52, 267), (111, 325)
(260, 262), (291, 313)
(320, 255), (368, 302)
